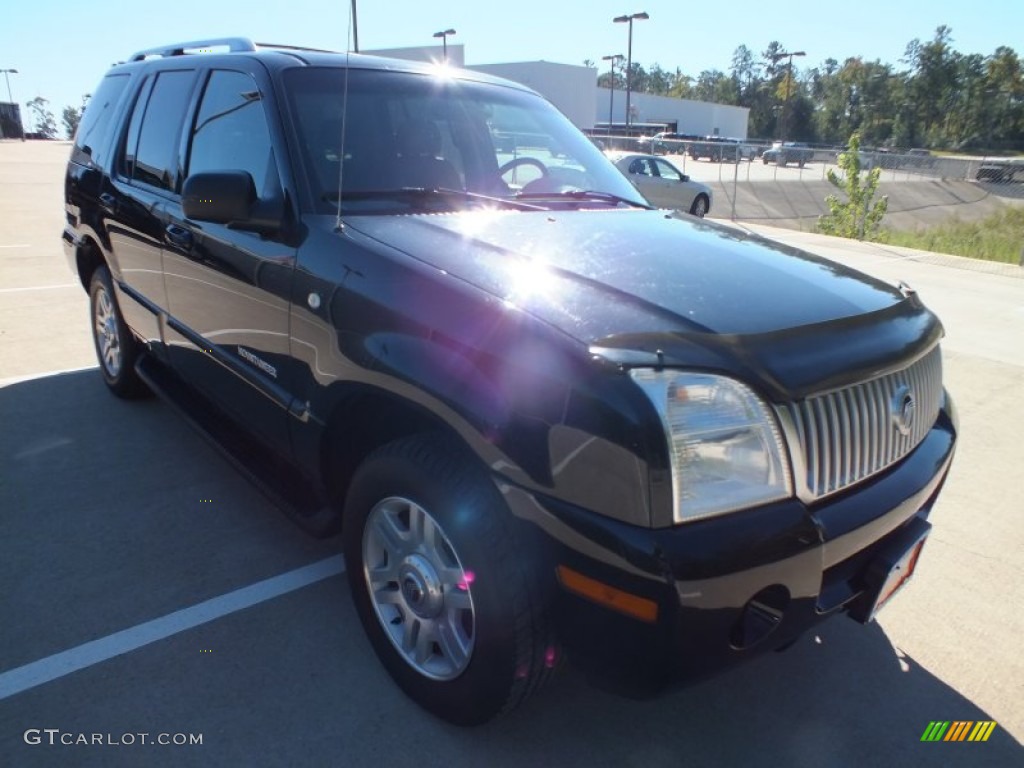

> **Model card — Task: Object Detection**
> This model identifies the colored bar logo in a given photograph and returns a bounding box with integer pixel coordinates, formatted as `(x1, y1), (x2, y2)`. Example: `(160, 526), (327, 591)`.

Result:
(921, 721), (997, 742)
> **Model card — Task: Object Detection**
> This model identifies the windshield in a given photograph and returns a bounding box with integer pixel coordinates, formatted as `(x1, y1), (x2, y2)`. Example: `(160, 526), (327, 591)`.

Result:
(284, 67), (648, 213)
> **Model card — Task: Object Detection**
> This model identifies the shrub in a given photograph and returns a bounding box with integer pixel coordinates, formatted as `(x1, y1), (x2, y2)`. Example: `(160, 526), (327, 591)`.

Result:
(817, 133), (888, 241)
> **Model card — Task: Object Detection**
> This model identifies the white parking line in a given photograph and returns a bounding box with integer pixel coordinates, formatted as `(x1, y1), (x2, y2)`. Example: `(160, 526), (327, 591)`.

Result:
(0, 244), (31, 249)
(0, 284), (77, 293)
(0, 555), (345, 701)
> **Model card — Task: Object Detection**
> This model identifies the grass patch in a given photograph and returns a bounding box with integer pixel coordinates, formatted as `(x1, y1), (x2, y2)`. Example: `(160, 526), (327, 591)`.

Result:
(882, 207), (1024, 264)
(931, 149), (1024, 158)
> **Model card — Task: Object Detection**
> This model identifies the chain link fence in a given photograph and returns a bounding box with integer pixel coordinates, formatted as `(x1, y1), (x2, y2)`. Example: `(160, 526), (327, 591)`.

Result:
(590, 133), (1024, 192)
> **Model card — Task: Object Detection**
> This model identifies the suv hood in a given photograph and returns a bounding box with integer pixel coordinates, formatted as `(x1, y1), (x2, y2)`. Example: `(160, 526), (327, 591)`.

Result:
(346, 209), (903, 336)
(343, 209), (939, 397)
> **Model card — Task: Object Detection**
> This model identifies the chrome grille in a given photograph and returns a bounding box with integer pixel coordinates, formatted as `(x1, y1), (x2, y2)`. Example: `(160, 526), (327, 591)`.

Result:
(779, 345), (943, 499)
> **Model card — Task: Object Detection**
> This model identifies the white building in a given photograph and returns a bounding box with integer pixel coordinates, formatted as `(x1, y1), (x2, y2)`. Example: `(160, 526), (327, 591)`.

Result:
(364, 46), (749, 138)
(597, 88), (749, 139)
(468, 61), (595, 130)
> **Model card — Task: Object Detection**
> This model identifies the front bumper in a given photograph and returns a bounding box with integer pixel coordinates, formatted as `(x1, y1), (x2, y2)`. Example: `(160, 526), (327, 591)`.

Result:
(503, 403), (957, 697)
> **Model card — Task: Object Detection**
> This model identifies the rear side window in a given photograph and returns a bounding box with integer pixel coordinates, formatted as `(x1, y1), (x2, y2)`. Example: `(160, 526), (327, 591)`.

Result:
(186, 70), (277, 196)
(71, 74), (130, 168)
(653, 159), (682, 181)
(123, 70), (195, 192)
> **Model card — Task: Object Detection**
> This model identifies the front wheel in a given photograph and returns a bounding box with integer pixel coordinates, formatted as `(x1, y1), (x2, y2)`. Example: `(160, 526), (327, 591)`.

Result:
(690, 194), (709, 218)
(343, 434), (556, 725)
(89, 265), (148, 398)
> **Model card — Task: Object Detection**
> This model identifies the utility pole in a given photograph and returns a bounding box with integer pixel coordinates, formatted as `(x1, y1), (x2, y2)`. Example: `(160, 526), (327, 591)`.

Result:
(432, 29), (456, 63)
(770, 50), (805, 142)
(602, 54), (624, 135)
(613, 12), (649, 132)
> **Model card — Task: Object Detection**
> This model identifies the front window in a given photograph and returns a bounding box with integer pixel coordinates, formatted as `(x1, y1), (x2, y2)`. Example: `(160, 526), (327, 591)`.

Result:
(284, 67), (647, 214)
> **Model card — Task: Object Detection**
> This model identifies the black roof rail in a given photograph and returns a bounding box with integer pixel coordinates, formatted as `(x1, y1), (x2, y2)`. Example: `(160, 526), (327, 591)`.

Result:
(129, 37), (257, 62)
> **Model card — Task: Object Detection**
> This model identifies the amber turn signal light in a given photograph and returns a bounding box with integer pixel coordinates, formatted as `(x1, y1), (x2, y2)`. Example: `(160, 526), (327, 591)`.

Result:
(556, 565), (658, 623)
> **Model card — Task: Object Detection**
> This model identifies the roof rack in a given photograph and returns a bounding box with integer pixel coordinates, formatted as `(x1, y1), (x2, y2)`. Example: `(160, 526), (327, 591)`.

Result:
(254, 42), (339, 54)
(129, 37), (257, 62)
(128, 38), (341, 62)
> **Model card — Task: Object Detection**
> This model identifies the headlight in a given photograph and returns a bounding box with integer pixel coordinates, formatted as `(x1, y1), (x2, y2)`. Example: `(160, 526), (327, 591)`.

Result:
(630, 370), (792, 523)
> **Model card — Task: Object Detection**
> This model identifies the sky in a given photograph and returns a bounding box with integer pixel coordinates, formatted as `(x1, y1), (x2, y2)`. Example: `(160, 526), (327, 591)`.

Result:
(1, 0), (1021, 134)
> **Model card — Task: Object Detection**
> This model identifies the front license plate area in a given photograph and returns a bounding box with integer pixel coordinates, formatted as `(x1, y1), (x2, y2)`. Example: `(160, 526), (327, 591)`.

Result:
(849, 516), (931, 623)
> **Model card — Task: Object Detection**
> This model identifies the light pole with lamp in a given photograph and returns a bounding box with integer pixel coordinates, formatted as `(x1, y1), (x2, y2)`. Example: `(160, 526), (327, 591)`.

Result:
(612, 12), (648, 133)
(1, 68), (17, 104)
(769, 50), (805, 142)
(601, 54), (623, 136)
(432, 29), (456, 63)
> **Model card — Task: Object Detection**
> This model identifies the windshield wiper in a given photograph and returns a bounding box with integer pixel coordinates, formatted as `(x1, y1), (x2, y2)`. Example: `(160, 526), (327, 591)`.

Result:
(324, 187), (544, 211)
(514, 189), (652, 209)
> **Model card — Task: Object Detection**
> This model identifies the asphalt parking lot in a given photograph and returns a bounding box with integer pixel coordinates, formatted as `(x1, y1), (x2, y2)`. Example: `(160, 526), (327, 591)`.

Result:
(1, 140), (1022, 767)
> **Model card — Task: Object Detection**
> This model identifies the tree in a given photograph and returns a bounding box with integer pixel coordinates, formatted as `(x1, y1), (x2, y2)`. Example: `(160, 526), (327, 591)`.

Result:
(731, 45), (757, 104)
(26, 97), (57, 138)
(905, 27), (959, 145)
(62, 106), (82, 139)
(817, 133), (889, 241)
(592, 37), (1022, 150)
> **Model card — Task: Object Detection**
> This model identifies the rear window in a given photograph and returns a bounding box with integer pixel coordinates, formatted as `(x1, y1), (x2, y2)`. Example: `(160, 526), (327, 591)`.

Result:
(123, 70), (195, 192)
(71, 74), (131, 168)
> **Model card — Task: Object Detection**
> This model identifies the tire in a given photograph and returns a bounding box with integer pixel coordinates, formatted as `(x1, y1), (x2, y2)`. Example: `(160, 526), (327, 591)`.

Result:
(690, 194), (709, 218)
(798, 159), (806, 169)
(762, 156), (769, 165)
(89, 265), (148, 398)
(343, 433), (556, 725)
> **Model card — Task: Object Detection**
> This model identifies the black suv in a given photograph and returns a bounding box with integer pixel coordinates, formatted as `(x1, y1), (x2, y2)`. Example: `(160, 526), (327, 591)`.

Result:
(64, 39), (957, 725)
(762, 141), (815, 167)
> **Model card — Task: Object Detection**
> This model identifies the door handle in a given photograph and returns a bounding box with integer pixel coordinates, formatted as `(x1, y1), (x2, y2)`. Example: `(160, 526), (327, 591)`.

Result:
(165, 224), (193, 250)
(99, 193), (117, 214)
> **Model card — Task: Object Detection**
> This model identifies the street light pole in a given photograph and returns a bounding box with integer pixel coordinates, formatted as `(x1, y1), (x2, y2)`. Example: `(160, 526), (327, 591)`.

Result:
(432, 29), (456, 63)
(613, 12), (648, 133)
(1, 68), (16, 104)
(769, 50), (805, 142)
(602, 54), (624, 135)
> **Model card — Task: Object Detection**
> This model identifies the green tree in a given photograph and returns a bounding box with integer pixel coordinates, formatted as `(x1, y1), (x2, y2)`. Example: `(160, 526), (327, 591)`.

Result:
(61, 105), (82, 139)
(817, 133), (889, 241)
(26, 97), (57, 138)
(905, 26), (959, 145)
(984, 46), (1024, 148)
(731, 44), (757, 99)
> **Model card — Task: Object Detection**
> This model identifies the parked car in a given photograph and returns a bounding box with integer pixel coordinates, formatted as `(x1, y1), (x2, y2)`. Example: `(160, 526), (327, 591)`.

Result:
(64, 38), (958, 726)
(608, 151), (712, 216)
(906, 148), (936, 169)
(689, 136), (756, 162)
(762, 141), (814, 167)
(976, 161), (1022, 183)
(638, 131), (700, 155)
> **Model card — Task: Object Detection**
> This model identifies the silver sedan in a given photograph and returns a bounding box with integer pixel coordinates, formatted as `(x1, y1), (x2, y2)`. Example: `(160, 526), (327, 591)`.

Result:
(607, 152), (713, 217)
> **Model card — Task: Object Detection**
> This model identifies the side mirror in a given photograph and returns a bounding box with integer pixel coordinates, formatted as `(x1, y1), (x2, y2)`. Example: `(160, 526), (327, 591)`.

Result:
(681, 174), (689, 182)
(183, 171), (283, 234)
(183, 171), (255, 224)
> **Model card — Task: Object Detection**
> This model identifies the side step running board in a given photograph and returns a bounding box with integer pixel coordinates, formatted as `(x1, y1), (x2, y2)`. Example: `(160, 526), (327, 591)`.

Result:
(135, 355), (341, 538)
